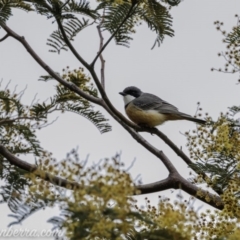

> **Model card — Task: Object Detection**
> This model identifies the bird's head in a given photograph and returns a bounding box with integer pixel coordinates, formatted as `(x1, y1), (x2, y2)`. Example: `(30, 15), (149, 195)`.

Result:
(119, 86), (142, 106)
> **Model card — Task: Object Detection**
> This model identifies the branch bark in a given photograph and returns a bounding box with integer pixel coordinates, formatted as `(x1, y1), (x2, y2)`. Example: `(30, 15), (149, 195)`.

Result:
(97, 23), (105, 88)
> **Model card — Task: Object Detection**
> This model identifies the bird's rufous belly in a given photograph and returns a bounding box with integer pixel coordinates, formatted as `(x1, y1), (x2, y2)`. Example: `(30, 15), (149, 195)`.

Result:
(125, 103), (167, 127)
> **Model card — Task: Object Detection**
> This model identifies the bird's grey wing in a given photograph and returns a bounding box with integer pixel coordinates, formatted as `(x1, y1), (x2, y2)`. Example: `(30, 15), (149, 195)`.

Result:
(133, 93), (179, 114)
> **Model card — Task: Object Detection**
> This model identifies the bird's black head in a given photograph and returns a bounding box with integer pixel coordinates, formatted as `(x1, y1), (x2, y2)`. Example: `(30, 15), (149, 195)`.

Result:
(119, 86), (142, 98)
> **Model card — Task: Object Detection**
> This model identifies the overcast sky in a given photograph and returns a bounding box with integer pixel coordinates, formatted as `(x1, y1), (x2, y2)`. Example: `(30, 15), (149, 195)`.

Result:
(1, 0), (240, 239)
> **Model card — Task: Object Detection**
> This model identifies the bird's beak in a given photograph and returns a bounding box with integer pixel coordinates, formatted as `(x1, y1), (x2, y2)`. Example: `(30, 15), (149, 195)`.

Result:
(119, 92), (126, 96)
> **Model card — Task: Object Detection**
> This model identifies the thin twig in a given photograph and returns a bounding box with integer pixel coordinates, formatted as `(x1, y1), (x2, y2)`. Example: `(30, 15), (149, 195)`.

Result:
(60, 0), (70, 9)
(0, 33), (9, 42)
(97, 9), (106, 88)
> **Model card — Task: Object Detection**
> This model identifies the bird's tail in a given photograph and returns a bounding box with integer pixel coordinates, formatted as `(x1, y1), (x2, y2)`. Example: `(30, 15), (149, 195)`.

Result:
(178, 112), (206, 125)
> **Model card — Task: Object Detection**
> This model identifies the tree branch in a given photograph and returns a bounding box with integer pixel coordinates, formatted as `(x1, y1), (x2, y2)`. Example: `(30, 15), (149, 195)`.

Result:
(56, 19), (90, 70)
(0, 144), (79, 189)
(97, 10), (106, 89)
(0, 33), (9, 42)
(0, 23), (102, 107)
(139, 127), (208, 175)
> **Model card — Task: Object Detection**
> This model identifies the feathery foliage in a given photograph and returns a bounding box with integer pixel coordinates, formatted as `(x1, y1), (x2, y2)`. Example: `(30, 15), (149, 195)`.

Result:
(0, 0), (32, 25)
(47, 18), (90, 53)
(97, 0), (175, 48)
(0, 85), (43, 156)
(23, 0), (98, 19)
(212, 16), (240, 81)
(186, 112), (240, 218)
(23, 0), (98, 52)
(141, 0), (174, 48)
(39, 68), (111, 133)
(97, 0), (136, 47)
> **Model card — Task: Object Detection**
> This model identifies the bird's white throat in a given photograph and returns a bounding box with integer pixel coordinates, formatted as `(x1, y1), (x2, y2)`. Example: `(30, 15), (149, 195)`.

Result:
(123, 95), (136, 106)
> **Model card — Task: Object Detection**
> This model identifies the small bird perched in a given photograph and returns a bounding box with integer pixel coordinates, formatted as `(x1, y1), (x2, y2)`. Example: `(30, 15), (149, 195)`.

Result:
(119, 86), (206, 127)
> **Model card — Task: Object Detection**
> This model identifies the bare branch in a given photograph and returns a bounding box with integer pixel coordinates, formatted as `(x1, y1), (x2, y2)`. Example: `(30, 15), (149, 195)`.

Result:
(97, 10), (106, 88)
(0, 33), (9, 42)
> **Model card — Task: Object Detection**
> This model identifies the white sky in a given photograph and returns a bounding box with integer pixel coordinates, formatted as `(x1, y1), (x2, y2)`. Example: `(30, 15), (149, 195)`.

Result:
(1, 0), (240, 239)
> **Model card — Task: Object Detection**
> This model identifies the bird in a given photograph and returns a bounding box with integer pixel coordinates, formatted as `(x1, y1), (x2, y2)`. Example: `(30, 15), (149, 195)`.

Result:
(119, 86), (206, 127)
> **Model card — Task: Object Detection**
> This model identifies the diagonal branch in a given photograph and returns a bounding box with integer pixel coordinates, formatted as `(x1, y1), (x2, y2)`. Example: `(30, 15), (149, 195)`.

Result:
(0, 23), (101, 106)
(97, 25), (105, 88)
(56, 18), (90, 70)
(137, 127), (194, 164)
